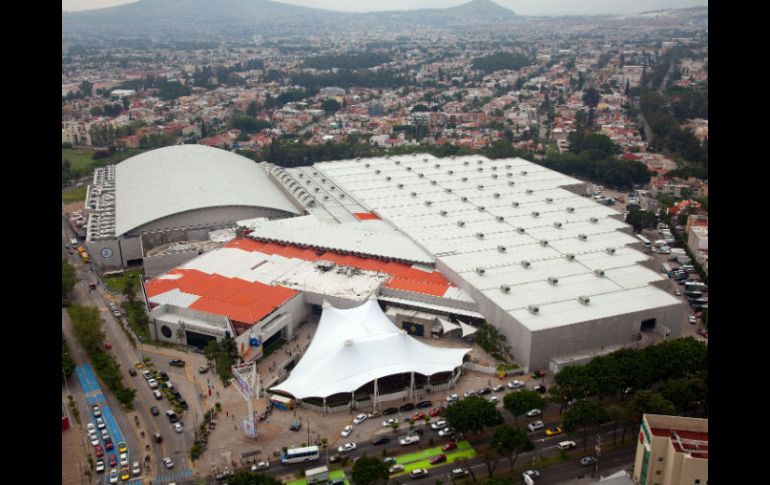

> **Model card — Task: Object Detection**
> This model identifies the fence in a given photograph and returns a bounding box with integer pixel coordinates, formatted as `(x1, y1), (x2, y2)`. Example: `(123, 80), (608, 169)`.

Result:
(463, 362), (499, 375)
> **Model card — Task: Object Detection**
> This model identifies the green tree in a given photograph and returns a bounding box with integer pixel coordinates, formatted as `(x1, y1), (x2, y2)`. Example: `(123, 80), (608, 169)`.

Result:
(631, 390), (676, 419)
(62, 259), (78, 306)
(351, 455), (389, 485)
(62, 333), (76, 383)
(116, 387), (136, 409)
(122, 277), (136, 303)
(228, 471), (282, 485)
(68, 305), (104, 354)
(322, 99), (341, 113)
(444, 396), (502, 435)
(626, 209), (659, 233)
(79, 80), (93, 98)
(563, 400), (610, 450)
(554, 365), (598, 402)
(503, 390), (544, 425)
(246, 101), (260, 117)
(582, 87), (600, 108)
(491, 425), (534, 472)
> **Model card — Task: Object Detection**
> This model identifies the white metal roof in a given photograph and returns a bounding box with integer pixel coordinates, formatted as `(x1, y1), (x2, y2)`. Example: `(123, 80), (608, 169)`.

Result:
(115, 145), (300, 236)
(271, 298), (470, 399)
(312, 155), (680, 332)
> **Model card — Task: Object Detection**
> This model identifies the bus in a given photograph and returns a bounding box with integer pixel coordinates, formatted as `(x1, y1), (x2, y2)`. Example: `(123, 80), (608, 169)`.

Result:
(635, 234), (651, 249)
(281, 446), (320, 465)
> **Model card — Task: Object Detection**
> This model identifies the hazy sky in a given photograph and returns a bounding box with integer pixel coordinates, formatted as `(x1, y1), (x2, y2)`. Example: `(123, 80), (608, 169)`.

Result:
(62, 0), (708, 16)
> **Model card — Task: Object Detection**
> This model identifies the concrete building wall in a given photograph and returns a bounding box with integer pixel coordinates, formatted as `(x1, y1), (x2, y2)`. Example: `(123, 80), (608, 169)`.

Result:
(150, 305), (232, 345)
(129, 205), (293, 236)
(119, 235), (143, 263)
(143, 250), (200, 278)
(85, 238), (123, 271)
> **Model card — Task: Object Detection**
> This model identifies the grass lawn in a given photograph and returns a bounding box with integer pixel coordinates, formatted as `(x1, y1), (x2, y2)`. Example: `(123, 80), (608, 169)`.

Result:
(62, 147), (147, 175)
(102, 268), (144, 293)
(62, 185), (88, 203)
(392, 440), (476, 475)
(286, 468), (348, 485)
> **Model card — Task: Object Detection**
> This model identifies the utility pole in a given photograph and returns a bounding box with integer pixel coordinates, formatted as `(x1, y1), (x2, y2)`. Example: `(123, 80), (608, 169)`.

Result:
(594, 433), (603, 478)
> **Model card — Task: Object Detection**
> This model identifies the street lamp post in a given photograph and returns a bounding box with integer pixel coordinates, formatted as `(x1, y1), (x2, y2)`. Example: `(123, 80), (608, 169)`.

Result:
(138, 336), (144, 361)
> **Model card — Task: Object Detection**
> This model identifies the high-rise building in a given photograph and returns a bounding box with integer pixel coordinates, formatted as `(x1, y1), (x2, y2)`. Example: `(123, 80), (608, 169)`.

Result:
(633, 414), (708, 485)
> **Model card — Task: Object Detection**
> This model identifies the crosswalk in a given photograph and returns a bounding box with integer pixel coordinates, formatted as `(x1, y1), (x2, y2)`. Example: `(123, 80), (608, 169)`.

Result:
(153, 468), (193, 484)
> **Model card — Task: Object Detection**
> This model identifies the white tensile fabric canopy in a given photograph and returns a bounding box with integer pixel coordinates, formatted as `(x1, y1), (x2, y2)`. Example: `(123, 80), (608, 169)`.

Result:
(457, 320), (478, 338)
(271, 298), (470, 400)
(437, 317), (461, 334)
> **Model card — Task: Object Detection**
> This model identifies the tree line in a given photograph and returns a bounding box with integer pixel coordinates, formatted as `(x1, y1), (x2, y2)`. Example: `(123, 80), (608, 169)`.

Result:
(302, 52), (391, 70)
(471, 52), (531, 73)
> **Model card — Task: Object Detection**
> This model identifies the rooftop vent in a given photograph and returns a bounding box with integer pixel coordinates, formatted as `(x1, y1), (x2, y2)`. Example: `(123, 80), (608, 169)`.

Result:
(540, 239), (548, 246)
(578, 296), (591, 305)
(395, 160), (401, 165)
(461, 196), (468, 202)
(476, 267), (486, 276)
(507, 172), (513, 177)
(578, 234), (588, 241)
(521, 260), (531, 269)
(554, 222), (563, 229)
(418, 173), (424, 178)
(463, 161), (469, 166)
(545, 197), (554, 203)
(531, 211), (540, 217)
(410, 192), (417, 197)
(477, 184), (485, 190)
(365, 163), (370, 168)
(497, 245), (507, 252)
(430, 180), (437, 185)
(386, 176), (392, 181)
(492, 174), (498, 179)
(423, 158), (429, 162)
(528, 304), (539, 314)
(526, 189), (534, 194)
(566, 206), (575, 213)
(374, 169), (381, 174)
(606, 247), (616, 255)
(434, 164), (441, 168)
(298, 173), (304, 178)
(457, 221), (466, 227)
(476, 232), (485, 239)
(512, 201), (519, 207)
(566, 253), (575, 261)
(493, 193), (501, 198)
(406, 166), (412, 171)
(496, 216), (505, 222)
(548, 276), (559, 285)
(397, 183), (404, 189)
(590, 217), (599, 223)
(521, 171), (528, 176)
(425, 200), (433, 206)
(491, 166), (498, 171)
(477, 160), (484, 165)
(477, 167), (484, 172)
(462, 177), (468, 182)
(594, 269), (606, 277)
(516, 227), (525, 234)
(445, 188), (453, 193)
(447, 170), (454, 175)
(314, 187), (320, 192)
(500, 284), (511, 293)
(478, 206), (485, 211)
(440, 210), (448, 216)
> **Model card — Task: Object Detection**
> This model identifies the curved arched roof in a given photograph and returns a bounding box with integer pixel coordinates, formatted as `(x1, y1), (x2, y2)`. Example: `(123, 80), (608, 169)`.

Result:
(271, 298), (470, 400)
(115, 145), (300, 236)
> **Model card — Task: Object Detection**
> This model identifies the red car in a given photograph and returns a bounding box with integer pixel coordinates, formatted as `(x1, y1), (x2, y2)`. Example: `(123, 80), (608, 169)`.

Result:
(430, 454), (447, 465)
(95, 444), (104, 458)
(104, 438), (113, 450)
(429, 407), (445, 417)
(104, 341), (112, 350)
(697, 328), (708, 339)
(412, 412), (426, 421)
(441, 442), (457, 452)
(108, 454), (117, 467)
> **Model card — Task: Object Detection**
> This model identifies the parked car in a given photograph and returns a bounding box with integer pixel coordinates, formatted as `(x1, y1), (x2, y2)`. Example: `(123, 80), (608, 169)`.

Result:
(328, 454), (341, 463)
(688, 316), (697, 325)
(488, 396), (499, 404)
(95, 444), (104, 458)
(429, 406), (445, 417)
(92, 404), (102, 417)
(557, 441), (577, 450)
(104, 341), (112, 350)
(166, 410), (178, 423)
(131, 461), (141, 477)
(389, 464), (405, 475)
(338, 442), (357, 453)
(95, 459), (105, 473)
(411, 412), (426, 421)
(382, 407), (398, 415)
(410, 468), (428, 479)
(545, 426), (563, 437)
(383, 418), (399, 427)
(452, 468), (470, 478)
(128, 368), (137, 377)
(148, 379), (159, 389)
(251, 461), (270, 471)
(526, 409), (542, 417)
(104, 438), (114, 450)
(533, 385), (547, 394)
(430, 454), (447, 464)
(169, 359), (186, 367)
(353, 413), (367, 425)
(463, 390), (476, 398)
(371, 436), (390, 445)
(198, 365), (210, 374)
(527, 421), (544, 432)
(120, 466), (130, 481)
(108, 454), (117, 467)
(399, 403), (416, 412)
(162, 457), (174, 469)
(150, 406), (160, 416)
(174, 422), (183, 433)
(446, 394), (459, 403)
(438, 427), (454, 437)
(416, 400), (432, 409)
(579, 456), (597, 467)
(442, 442), (457, 452)
(492, 385), (506, 392)
(399, 434), (420, 446)
(508, 380), (524, 389)
(341, 425), (353, 437)
(431, 420), (448, 430)
(96, 417), (106, 429)
(522, 470), (541, 480)
(477, 387), (491, 395)
(383, 457), (397, 465)
(108, 468), (118, 484)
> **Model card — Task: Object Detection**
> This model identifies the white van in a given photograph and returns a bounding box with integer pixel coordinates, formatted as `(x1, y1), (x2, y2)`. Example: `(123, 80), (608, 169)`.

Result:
(557, 440), (576, 450)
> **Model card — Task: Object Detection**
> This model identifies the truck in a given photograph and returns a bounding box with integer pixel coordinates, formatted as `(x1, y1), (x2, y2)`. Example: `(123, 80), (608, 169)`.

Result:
(304, 466), (329, 485)
(70, 238), (78, 246)
(81, 252), (90, 263)
(77, 246), (87, 254)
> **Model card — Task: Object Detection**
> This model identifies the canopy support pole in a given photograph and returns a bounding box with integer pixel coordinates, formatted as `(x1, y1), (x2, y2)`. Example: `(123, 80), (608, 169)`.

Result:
(323, 397), (326, 416)
(373, 378), (379, 413)
(409, 372), (415, 402)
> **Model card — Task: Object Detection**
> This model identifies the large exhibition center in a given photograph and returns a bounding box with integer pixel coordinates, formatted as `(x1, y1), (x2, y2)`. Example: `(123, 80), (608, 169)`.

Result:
(84, 147), (685, 406)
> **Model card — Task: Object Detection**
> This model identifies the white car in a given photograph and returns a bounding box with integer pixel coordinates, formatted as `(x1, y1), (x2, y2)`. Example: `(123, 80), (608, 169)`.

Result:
(95, 459), (105, 473)
(492, 385), (506, 392)
(488, 396), (499, 404)
(87, 423), (96, 433)
(148, 378), (159, 389)
(523, 470), (541, 480)
(89, 431), (100, 446)
(353, 413), (367, 425)
(399, 434), (420, 446)
(431, 420), (448, 430)
(162, 457), (174, 469)
(341, 425), (353, 437)
(688, 316), (697, 324)
(463, 390), (476, 398)
(251, 461), (270, 471)
(174, 422), (184, 433)
(446, 394), (459, 403)
(337, 442), (357, 453)
(96, 417), (106, 429)
(142, 370), (153, 380)
(109, 468), (118, 484)
(527, 420), (544, 432)
(153, 389), (163, 399)
(438, 427), (454, 437)
(383, 418), (399, 427)
(389, 464), (405, 474)
(526, 408), (542, 417)
(508, 380), (524, 389)
(119, 453), (129, 467)
(131, 461), (141, 477)
(557, 440), (577, 450)
(101, 428), (110, 440)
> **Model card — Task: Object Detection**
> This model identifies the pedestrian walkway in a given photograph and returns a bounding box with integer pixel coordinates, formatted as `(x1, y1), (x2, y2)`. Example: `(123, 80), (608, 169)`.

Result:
(153, 468), (193, 484)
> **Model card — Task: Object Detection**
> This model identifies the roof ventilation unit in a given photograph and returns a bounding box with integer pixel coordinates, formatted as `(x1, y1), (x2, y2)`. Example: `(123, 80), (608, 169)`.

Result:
(397, 183), (404, 189)
(477, 184), (485, 190)
(507, 172), (513, 177)
(323, 195), (329, 200)
(566, 206), (575, 213)
(528, 304), (539, 314)
(497, 216), (505, 222)
(460, 196), (468, 202)
(491, 166), (498, 171)
(462, 177), (468, 182)
(298, 173), (304, 178)
(478, 206), (485, 211)
(521, 260), (531, 269)
(451, 155), (456, 159)
(565, 253), (575, 261)
(526, 189), (534, 194)
(500, 284), (511, 293)
(516, 227), (525, 234)
(314, 187), (320, 192)
(406, 166), (412, 171)
(365, 163), (370, 168)
(521, 171), (528, 175)
(508, 180), (515, 186)
(540, 239), (548, 246)
(440, 210), (448, 216)
(493, 193), (501, 198)
(594, 269), (606, 277)
(457, 220), (466, 227)
(375, 169), (381, 174)
(445, 188), (453, 193)
(418, 173), (424, 178)
(578, 296), (590, 305)
(476, 267), (486, 276)
(548, 276), (559, 285)
(498, 245), (507, 252)
(434, 164), (441, 168)
(476, 232), (485, 239)
(545, 197), (553, 203)
(410, 192), (417, 197)
(386, 176), (392, 181)
(356, 157), (362, 161)
(395, 160), (401, 165)
(447, 170), (454, 175)
(463, 161), (470, 165)
(477, 167), (484, 172)
(430, 180), (437, 185)
(606, 247), (616, 255)
(423, 158), (429, 162)
(425, 200), (433, 206)
(531, 211), (540, 217)
(578, 234), (588, 241)
(554, 222), (563, 229)
(340, 194), (346, 198)
(477, 160), (484, 164)
(512, 201), (519, 207)
(492, 174), (498, 179)
(590, 217), (599, 223)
